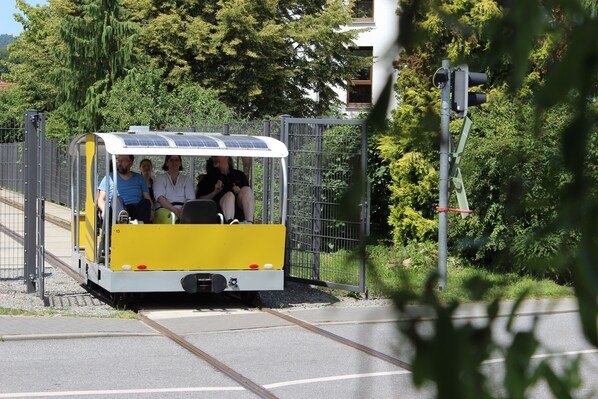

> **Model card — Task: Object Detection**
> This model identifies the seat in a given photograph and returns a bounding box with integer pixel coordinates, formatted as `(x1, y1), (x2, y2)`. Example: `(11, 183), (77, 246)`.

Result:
(180, 200), (224, 224)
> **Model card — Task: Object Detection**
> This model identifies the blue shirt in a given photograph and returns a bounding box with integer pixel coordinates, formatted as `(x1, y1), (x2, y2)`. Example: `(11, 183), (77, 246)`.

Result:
(98, 172), (149, 205)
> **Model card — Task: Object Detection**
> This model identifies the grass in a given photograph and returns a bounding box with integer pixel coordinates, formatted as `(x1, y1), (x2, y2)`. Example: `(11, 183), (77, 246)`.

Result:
(0, 306), (137, 318)
(306, 242), (573, 303)
(363, 243), (573, 303)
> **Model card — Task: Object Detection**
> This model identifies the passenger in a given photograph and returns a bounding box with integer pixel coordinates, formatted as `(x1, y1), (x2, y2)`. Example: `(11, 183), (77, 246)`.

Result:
(195, 156), (254, 224)
(153, 155), (195, 223)
(97, 154), (153, 224)
(139, 158), (155, 203)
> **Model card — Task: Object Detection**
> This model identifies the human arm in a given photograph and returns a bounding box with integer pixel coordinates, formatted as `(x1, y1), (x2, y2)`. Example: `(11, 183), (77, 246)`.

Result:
(197, 180), (223, 199)
(97, 177), (109, 218)
(196, 174), (224, 200)
(231, 170), (249, 194)
(143, 191), (155, 221)
(157, 195), (183, 219)
(97, 190), (107, 218)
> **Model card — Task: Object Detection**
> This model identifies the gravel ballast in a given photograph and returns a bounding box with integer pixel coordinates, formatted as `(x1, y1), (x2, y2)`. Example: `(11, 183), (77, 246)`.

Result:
(0, 262), (392, 317)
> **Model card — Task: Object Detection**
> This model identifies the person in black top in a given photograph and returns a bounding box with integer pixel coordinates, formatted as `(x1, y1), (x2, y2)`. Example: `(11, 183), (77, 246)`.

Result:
(196, 156), (254, 224)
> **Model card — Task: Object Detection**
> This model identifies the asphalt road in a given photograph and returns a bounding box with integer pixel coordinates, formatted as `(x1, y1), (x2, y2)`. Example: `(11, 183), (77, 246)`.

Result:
(1, 300), (597, 399)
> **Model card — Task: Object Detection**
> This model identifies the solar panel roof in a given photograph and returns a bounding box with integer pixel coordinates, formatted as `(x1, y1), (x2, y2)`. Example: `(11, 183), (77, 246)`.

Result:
(93, 132), (288, 158)
(170, 135), (220, 148)
(118, 134), (170, 147)
(219, 136), (268, 149)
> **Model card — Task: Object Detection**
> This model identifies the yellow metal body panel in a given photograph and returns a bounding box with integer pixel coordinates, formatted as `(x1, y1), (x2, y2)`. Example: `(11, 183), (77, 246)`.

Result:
(77, 215), (86, 248)
(84, 135), (97, 261)
(108, 224), (286, 271)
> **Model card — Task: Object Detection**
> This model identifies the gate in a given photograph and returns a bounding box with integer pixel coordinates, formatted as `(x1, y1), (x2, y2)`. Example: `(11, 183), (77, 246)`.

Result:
(282, 117), (369, 292)
(0, 110), (46, 298)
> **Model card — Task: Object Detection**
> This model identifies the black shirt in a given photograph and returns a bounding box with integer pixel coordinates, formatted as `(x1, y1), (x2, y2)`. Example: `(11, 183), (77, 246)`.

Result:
(196, 169), (249, 203)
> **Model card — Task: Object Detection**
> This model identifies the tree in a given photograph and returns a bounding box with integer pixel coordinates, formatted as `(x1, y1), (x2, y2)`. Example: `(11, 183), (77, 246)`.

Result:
(5, 0), (60, 112)
(101, 64), (237, 130)
(54, 0), (138, 132)
(369, 0), (598, 396)
(0, 34), (17, 49)
(0, 86), (25, 129)
(0, 34), (17, 76)
(124, 0), (363, 118)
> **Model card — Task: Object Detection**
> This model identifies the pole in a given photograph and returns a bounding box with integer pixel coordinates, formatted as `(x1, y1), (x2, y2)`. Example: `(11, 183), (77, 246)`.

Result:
(438, 60), (451, 290)
(23, 110), (38, 293)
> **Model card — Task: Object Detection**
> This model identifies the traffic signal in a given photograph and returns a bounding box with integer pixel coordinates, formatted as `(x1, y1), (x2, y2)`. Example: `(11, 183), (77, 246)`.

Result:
(451, 65), (487, 118)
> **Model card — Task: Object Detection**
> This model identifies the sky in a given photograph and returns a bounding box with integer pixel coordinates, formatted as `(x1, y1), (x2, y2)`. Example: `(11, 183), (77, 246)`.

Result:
(1, 0), (47, 36)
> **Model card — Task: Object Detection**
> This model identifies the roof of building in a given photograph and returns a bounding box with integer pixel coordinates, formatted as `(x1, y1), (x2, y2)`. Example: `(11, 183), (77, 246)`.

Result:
(0, 81), (16, 90)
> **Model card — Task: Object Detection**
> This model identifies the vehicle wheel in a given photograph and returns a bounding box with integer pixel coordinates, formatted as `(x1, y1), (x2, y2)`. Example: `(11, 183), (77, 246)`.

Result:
(111, 293), (130, 310)
(240, 291), (261, 307)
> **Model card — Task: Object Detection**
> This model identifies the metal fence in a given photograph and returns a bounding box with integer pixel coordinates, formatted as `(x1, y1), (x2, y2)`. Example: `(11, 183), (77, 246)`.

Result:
(283, 117), (368, 292)
(0, 124), (25, 279)
(0, 110), (46, 298)
(0, 116), (369, 292)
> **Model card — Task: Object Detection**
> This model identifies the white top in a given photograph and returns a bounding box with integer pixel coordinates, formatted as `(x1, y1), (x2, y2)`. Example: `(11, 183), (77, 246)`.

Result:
(153, 173), (195, 208)
(74, 132), (289, 158)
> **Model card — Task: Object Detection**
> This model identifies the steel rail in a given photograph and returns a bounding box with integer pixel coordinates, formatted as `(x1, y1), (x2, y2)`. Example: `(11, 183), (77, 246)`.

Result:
(0, 204), (280, 397)
(0, 195), (70, 230)
(138, 313), (279, 399)
(0, 221), (83, 285)
(262, 307), (413, 371)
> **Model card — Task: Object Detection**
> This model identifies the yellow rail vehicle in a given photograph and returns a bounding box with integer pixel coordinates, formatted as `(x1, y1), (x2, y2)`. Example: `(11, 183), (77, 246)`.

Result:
(69, 129), (288, 296)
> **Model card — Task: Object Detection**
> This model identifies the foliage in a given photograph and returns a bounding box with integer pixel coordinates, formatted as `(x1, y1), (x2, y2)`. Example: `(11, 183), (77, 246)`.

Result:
(5, 0), (367, 137)
(365, 243), (572, 301)
(168, 82), (238, 127)
(5, 0), (61, 112)
(449, 98), (584, 281)
(366, 129), (393, 243)
(379, 134), (438, 244)
(369, 0), (598, 397)
(100, 64), (237, 130)
(0, 34), (17, 75)
(394, 280), (581, 399)
(0, 34), (17, 49)
(384, 0), (598, 280)
(124, 0), (363, 118)
(377, 48), (443, 245)
(0, 87), (25, 128)
(53, 0), (138, 132)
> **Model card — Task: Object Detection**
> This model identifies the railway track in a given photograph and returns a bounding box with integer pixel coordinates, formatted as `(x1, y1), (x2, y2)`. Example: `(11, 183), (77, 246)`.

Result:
(1, 198), (412, 398)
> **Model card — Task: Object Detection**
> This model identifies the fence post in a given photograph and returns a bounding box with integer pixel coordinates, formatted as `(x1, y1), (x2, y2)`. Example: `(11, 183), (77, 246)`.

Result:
(23, 110), (38, 293)
(37, 113), (46, 299)
(281, 115), (291, 281)
(312, 122), (323, 280)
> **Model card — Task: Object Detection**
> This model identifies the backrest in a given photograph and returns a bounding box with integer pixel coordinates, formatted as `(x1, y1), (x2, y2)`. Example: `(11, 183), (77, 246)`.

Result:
(180, 199), (222, 224)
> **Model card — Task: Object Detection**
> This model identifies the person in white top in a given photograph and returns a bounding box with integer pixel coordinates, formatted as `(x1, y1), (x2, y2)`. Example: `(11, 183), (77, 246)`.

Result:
(153, 155), (195, 222)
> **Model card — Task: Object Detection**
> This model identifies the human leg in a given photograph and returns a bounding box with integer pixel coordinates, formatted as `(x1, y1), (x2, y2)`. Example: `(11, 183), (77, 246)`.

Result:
(236, 186), (254, 222)
(128, 198), (152, 223)
(219, 191), (236, 222)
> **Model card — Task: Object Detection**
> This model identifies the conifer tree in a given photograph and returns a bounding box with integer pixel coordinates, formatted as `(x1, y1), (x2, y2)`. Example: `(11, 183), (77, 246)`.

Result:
(55, 0), (138, 132)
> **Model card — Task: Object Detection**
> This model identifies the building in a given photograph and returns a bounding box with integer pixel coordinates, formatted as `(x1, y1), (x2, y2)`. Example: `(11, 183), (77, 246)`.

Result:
(337, 0), (400, 118)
